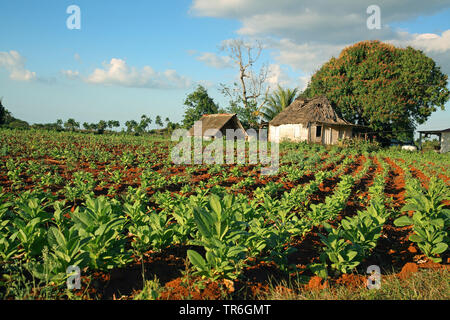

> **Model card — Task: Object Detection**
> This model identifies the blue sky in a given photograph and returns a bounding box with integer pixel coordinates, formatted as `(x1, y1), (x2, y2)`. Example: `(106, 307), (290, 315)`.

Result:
(1, 0), (450, 131)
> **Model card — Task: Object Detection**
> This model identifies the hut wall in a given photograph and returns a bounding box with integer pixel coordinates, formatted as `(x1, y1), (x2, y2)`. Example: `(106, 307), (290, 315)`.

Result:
(270, 124), (353, 145)
(328, 126), (353, 144)
(324, 126), (332, 144)
(269, 124), (308, 142)
(331, 127), (340, 143)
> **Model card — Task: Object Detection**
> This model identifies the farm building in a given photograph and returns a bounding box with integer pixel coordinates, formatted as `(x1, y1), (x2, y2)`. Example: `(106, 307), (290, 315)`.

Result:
(268, 96), (362, 144)
(188, 113), (247, 139)
(418, 128), (450, 153)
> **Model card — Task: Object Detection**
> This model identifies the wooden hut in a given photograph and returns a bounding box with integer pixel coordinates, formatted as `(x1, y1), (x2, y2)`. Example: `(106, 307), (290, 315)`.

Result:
(188, 113), (247, 139)
(418, 128), (450, 153)
(268, 96), (361, 144)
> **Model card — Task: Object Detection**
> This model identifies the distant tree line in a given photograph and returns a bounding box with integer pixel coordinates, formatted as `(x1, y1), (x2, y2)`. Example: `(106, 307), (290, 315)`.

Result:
(0, 99), (180, 135)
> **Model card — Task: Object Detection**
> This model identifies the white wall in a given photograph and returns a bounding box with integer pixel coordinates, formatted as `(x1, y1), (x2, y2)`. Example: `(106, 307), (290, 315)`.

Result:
(270, 124), (354, 144)
(269, 124), (308, 142)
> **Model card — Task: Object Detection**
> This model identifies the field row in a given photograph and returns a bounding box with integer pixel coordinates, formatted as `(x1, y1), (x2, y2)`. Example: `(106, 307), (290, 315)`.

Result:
(0, 129), (449, 299)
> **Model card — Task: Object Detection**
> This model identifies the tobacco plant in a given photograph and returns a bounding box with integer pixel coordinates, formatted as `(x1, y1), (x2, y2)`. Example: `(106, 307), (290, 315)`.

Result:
(394, 177), (449, 262)
(71, 196), (130, 270)
(311, 226), (361, 278)
(187, 194), (248, 280)
(31, 226), (89, 284)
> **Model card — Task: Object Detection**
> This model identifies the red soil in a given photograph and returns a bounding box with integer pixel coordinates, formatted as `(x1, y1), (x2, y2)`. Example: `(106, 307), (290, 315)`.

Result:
(159, 277), (227, 300)
(306, 276), (328, 290)
(334, 273), (366, 290)
(398, 263), (419, 280)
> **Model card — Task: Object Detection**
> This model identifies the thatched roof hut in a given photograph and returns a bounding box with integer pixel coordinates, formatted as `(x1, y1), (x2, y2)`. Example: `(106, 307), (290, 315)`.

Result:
(188, 113), (247, 138)
(269, 96), (362, 144)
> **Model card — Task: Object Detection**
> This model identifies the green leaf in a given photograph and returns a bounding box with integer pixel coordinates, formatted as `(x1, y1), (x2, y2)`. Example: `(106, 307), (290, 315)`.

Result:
(408, 234), (423, 243)
(309, 263), (328, 279)
(346, 250), (358, 261)
(431, 242), (448, 255)
(209, 195), (222, 217)
(205, 250), (215, 265)
(394, 216), (413, 227)
(48, 227), (65, 248)
(187, 250), (206, 269)
(193, 208), (212, 239)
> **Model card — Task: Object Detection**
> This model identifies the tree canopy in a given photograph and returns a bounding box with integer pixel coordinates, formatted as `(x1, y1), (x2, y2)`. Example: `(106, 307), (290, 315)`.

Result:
(0, 99), (6, 125)
(303, 40), (449, 141)
(182, 85), (219, 129)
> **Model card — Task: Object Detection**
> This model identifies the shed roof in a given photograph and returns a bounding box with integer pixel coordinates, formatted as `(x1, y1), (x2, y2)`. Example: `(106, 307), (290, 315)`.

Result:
(418, 128), (450, 134)
(188, 113), (246, 136)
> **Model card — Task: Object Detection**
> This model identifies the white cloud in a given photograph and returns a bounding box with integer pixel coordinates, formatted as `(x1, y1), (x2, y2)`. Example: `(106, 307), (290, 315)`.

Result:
(272, 39), (346, 73)
(390, 30), (450, 53)
(74, 53), (81, 63)
(196, 52), (232, 69)
(266, 64), (311, 91)
(298, 75), (311, 91)
(191, 0), (450, 81)
(0, 50), (36, 81)
(61, 69), (80, 79)
(85, 58), (192, 89)
(191, 0), (449, 23)
(266, 64), (292, 88)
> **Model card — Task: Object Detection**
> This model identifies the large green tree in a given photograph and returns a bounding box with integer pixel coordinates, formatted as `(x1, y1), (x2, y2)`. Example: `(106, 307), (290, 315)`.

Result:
(182, 85), (219, 129)
(0, 98), (5, 125)
(225, 100), (258, 129)
(260, 85), (299, 122)
(303, 40), (449, 141)
(0, 98), (13, 125)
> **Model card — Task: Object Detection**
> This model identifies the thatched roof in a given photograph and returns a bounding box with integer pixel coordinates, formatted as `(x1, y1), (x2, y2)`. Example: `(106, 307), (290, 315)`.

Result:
(188, 113), (247, 136)
(269, 96), (354, 127)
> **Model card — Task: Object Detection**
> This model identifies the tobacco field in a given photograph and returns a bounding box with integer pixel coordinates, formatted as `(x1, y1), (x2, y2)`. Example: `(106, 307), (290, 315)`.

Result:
(0, 129), (449, 300)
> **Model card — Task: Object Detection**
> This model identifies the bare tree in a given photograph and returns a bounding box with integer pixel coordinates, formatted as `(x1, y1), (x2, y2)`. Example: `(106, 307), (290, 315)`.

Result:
(220, 39), (270, 115)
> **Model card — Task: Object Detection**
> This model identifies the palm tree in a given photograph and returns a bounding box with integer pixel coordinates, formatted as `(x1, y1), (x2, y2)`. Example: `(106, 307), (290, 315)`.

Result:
(260, 85), (299, 122)
(155, 115), (163, 128)
(97, 120), (107, 134)
(83, 122), (91, 131)
(64, 118), (80, 131)
(125, 120), (138, 133)
(137, 115), (151, 133)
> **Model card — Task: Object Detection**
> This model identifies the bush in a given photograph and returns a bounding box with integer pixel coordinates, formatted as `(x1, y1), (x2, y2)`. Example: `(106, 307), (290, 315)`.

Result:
(336, 137), (380, 152)
(7, 120), (29, 130)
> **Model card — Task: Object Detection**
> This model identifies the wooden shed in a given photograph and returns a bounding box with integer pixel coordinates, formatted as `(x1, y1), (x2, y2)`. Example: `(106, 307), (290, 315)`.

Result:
(188, 113), (247, 139)
(268, 96), (360, 144)
(418, 128), (450, 153)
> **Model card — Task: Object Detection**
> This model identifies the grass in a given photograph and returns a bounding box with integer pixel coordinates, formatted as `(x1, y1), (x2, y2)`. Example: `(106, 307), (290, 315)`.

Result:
(258, 268), (450, 300)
